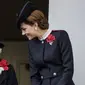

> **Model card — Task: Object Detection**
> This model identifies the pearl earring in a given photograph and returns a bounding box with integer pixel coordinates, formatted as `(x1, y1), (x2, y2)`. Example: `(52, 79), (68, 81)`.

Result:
(35, 27), (37, 30)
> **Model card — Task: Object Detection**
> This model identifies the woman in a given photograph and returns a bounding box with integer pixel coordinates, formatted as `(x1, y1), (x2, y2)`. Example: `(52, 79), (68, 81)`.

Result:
(0, 43), (18, 85)
(16, 1), (75, 85)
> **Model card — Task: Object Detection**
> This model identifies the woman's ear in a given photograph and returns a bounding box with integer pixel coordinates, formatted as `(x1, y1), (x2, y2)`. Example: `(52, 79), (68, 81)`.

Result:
(34, 22), (38, 27)
(34, 22), (38, 30)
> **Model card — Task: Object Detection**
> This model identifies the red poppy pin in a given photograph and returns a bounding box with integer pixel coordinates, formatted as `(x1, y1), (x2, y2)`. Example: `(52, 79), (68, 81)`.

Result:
(0, 59), (9, 74)
(46, 34), (56, 45)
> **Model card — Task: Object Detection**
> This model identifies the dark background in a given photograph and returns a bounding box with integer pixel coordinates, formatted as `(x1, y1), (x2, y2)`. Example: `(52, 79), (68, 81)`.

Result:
(0, 0), (49, 41)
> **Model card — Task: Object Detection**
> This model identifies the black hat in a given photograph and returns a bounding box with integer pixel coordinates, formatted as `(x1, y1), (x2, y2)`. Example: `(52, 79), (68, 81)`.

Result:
(0, 43), (4, 48)
(16, 1), (38, 29)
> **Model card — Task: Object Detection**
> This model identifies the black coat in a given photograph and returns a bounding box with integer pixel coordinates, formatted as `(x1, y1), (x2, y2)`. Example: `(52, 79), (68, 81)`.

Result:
(0, 64), (18, 85)
(28, 30), (75, 85)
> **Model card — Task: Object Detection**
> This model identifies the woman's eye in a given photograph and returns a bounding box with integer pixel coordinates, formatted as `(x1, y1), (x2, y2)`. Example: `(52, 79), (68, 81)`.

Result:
(22, 29), (25, 31)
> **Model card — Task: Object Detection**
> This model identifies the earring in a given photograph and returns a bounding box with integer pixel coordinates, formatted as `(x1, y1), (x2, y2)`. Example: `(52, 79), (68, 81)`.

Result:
(35, 27), (37, 30)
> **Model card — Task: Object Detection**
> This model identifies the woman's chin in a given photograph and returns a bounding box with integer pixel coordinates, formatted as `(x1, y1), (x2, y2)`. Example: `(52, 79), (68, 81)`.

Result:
(26, 35), (35, 40)
(28, 37), (33, 40)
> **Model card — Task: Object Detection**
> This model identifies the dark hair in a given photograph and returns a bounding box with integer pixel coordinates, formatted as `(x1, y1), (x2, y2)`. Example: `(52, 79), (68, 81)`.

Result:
(21, 10), (49, 30)
(0, 43), (4, 48)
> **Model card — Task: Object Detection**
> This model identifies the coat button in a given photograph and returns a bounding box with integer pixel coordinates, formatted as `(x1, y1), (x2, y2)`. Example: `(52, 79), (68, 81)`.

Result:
(53, 72), (57, 76)
(41, 76), (44, 79)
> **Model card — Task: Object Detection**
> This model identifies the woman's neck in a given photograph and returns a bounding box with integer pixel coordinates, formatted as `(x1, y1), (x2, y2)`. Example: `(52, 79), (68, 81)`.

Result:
(37, 29), (48, 40)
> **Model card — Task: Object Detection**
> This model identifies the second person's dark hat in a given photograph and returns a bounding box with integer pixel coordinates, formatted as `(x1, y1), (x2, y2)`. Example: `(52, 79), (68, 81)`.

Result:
(0, 43), (4, 48)
(16, 1), (38, 29)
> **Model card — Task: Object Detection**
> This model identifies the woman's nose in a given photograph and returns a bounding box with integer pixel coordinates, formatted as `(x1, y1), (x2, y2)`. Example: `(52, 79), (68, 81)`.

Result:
(22, 31), (26, 35)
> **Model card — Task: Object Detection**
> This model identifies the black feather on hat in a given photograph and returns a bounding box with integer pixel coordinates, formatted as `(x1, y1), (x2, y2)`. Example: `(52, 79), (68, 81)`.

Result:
(16, 1), (38, 29)
(0, 43), (4, 48)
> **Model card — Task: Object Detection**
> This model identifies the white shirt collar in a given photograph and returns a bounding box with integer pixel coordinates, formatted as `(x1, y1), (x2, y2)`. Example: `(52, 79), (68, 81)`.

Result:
(39, 29), (52, 41)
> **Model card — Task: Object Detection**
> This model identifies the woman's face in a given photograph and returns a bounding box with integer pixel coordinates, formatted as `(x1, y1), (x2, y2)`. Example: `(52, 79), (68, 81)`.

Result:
(21, 23), (37, 40)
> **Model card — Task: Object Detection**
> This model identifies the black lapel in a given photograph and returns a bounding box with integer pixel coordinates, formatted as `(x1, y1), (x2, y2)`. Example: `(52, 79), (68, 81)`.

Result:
(44, 31), (59, 61)
(29, 38), (45, 64)
(0, 71), (8, 84)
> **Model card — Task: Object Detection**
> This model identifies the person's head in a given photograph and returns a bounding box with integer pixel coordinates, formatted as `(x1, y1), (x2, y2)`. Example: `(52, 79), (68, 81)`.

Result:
(17, 1), (49, 40)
